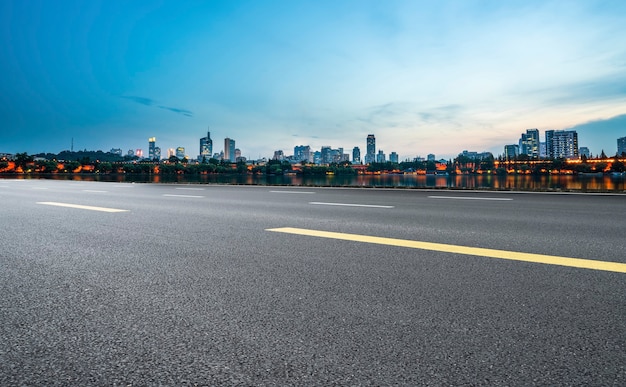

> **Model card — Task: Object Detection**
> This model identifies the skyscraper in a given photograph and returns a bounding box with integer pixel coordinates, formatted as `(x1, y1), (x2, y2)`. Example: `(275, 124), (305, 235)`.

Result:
(294, 145), (311, 162)
(148, 137), (156, 160)
(365, 134), (376, 164)
(352, 147), (361, 164)
(504, 144), (519, 159)
(176, 147), (185, 159)
(224, 138), (236, 162)
(618, 136), (626, 156)
(545, 130), (579, 159)
(199, 131), (212, 161)
(519, 129), (539, 158)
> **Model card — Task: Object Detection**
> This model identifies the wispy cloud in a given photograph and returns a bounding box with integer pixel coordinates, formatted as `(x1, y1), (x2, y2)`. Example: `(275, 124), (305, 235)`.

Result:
(120, 96), (193, 117)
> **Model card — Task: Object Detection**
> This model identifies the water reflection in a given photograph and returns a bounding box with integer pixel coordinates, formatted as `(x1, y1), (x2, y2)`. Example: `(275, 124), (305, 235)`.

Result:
(2, 173), (624, 192)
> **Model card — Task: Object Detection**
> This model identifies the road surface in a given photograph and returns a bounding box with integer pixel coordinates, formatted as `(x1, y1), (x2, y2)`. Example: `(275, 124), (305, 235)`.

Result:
(1, 179), (625, 385)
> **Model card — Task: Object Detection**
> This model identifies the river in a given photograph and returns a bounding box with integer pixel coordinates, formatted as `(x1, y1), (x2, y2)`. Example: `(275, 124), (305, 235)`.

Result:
(3, 173), (625, 193)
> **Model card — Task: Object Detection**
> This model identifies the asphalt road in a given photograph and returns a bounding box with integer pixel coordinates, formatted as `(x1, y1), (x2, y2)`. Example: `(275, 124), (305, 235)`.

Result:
(1, 179), (625, 386)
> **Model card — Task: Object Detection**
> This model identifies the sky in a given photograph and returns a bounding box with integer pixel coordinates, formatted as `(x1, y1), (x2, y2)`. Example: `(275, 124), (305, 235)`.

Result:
(1, 0), (625, 160)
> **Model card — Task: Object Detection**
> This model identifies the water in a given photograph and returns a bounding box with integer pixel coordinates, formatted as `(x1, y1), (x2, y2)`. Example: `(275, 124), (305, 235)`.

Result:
(2, 173), (625, 192)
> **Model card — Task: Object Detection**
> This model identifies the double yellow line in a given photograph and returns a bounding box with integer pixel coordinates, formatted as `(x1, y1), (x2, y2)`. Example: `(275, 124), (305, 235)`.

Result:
(267, 227), (626, 274)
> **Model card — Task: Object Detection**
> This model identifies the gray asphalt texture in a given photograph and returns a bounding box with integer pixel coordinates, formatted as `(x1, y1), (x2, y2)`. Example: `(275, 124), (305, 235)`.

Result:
(1, 179), (625, 386)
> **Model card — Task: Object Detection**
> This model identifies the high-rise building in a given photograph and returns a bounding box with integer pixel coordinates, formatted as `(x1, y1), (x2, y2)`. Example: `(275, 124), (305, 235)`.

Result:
(519, 129), (540, 158)
(224, 138), (236, 162)
(320, 146), (331, 164)
(427, 154), (436, 162)
(352, 147), (361, 164)
(376, 150), (386, 163)
(294, 145), (312, 162)
(176, 147), (185, 159)
(504, 144), (519, 159)
(618, 136), (626, 156)
(199, 131), (213, 161)
(148, 137), (157, 160)
(389, 152), (398, 163)
(545, 130), (579, 159)
(365, 134), (376, 164)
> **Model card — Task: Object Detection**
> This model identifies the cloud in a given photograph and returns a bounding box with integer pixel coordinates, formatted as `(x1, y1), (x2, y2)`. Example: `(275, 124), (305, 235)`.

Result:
(120, 95), (193, 117)
(120, 96), (155, 106)
(157, 106), (194, 117)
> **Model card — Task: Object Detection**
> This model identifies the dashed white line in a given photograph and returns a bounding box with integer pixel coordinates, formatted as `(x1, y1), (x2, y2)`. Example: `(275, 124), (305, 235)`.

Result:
(271, 190), (315, 194)
(428, 196), (513, 201)
(37, 202), (129, 213)
(163, 194), (204, 198)
(309, 202), (394, 208)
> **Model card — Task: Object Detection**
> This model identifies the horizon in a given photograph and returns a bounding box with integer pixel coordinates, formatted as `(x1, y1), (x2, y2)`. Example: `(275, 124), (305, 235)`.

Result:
(1, 1), (625, 160)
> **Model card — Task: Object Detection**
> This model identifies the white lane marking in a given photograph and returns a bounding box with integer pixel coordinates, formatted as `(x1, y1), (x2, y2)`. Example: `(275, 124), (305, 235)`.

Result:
(270, 190), (315, 194)
(37, 202), (129, 213)
(163, 194), (204, 198)
(309, 202), (394, 208)
(83, 190), (108, 193)
(428, 196), (513, 201)
(175, 187), (205, 191)
(32, 187), (49, 190)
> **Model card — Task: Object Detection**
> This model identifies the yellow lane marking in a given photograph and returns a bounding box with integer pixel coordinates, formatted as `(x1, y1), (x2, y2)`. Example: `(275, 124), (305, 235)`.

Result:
(37, 202), (129, 213)
(267, 227), (626, 273)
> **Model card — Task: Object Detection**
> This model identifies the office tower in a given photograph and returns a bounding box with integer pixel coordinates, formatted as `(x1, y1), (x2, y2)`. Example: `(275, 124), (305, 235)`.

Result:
(504, 144), (519, 159)
(618, 137), (626, 156)
(176, 147), (185, 159)
(135, 149), (143, 158)
(352, 147), (361, 164)
(153, 147), (161, 160)
(320, 146), (331, 164)
(224, 138), (236, 162)
(235, 148), (241, 160)
(519, 129), (540, 158)
(389, 152), (399, 163)
(545, 130), (579, 159)
(427, 154), (436, 162)
(148, 137), (156, 160)
(365, 134), (376, 164)
(110, 148), (123, 156)
(199, 131), (213, 160)
(167, 148), (175, 158)
(294, 145), (311, 162)
(376, 150), (386, 163)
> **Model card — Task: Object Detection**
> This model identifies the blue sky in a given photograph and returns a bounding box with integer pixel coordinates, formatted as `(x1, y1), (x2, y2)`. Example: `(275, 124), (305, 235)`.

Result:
(1, 0), (625, 160)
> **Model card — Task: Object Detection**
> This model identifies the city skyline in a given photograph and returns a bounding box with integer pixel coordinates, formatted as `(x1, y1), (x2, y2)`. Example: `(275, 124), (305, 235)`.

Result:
(1, 1), (625, 159)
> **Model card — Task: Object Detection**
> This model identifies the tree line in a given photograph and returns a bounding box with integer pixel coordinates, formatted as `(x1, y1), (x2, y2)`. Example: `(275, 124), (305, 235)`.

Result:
(2, 151), (625, 175)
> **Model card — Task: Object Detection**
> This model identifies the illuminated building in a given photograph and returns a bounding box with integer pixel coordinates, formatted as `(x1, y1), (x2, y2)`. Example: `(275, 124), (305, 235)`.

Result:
(519, 129), (540, 158)
(546, 130), (579, 159)
(148, 137), (156, 160)
(176, 147), (185, 159)
(135, 149), (143, 158)
(224, 138), (236, 162)
(199, 131), (213, 161)
(365, 134), (376, 164)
